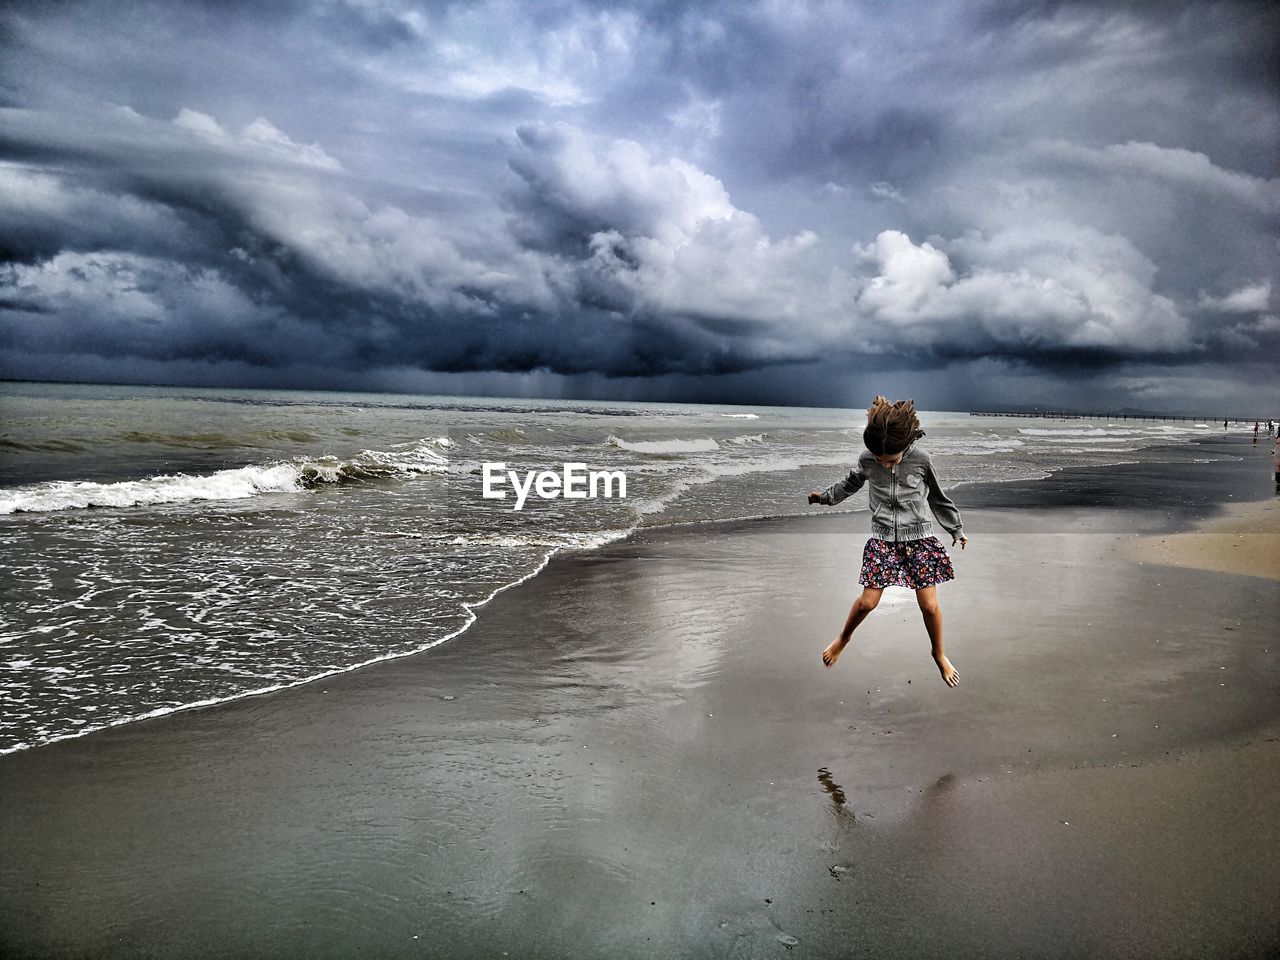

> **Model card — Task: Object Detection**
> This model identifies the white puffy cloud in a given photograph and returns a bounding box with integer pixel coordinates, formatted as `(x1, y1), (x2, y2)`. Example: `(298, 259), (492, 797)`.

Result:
(506, 124), (1202, 361)
(170, 108), (343, 170)
(508, 122), (736, 243)
(0, 105), (1223, 375)
(869, 182), (906, 203)
(1, 105), (566, 316)
(3, 0), (1277, 406)
(503, 121), (1218, 362)
(1198, 281), (1271, 313)
(852, 227), (1192, 354)
(228, 176), (552, 313)
(508, 122), (830, 339)
(853, 231), (953, 320)
(171, 107), (227, 139)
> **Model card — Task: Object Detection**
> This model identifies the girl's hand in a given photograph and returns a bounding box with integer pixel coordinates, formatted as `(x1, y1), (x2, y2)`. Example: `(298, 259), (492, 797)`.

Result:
(808, 490), (824, 504)
(953, 535), (968, 550)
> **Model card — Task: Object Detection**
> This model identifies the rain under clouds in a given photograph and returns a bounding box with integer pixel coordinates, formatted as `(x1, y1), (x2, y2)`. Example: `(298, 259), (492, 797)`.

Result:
(1, 0), (1277, 411)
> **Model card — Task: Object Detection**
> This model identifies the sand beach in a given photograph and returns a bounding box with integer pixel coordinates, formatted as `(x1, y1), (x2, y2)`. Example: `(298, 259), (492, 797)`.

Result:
(1126, 496), (1280, 582)
(4, 1), (1278, 955)
(2, 437), (1278, 959)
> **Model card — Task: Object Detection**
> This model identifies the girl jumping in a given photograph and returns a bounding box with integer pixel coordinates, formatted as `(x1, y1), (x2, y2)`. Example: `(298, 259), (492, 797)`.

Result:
(807, 396), (968, 687)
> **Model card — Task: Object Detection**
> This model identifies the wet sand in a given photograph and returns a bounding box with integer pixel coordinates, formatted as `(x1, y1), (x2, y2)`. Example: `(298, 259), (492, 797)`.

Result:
(2, 438), (1278, 959)
(1126, 496), (1280, 582)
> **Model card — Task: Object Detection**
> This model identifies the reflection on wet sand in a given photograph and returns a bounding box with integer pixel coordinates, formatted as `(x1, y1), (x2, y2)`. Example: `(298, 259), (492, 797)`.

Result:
(817, 766), (856, 825)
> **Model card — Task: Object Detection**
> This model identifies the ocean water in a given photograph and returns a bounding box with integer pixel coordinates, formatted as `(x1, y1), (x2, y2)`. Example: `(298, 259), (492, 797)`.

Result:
(0, 382), (1226, 753)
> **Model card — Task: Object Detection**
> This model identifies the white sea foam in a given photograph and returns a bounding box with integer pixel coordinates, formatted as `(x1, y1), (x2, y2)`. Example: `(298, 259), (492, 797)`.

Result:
(719, 413), (759, 418)
(1047, 448), (1153, 455)
(0, 465), (304, 514)
(930, 438), (1026, 453)
(1029, 436), (1133, 445)
(434, 529), (633, 551)
(630, 451), (850, 517)
(607, 436), (720, 454)
(0, 439), (450, 515)
(0, 520), (637, 757)
(694, 454), (816, 477)
(633, 476), (696, 516)
(1019, 426), (1185, 437)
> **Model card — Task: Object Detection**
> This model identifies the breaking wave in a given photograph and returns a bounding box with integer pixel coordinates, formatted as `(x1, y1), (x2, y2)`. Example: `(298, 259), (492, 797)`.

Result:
(1018, 425), (1214, 438)
(607, 436), (720, 454)
(0, 438), (452, 515)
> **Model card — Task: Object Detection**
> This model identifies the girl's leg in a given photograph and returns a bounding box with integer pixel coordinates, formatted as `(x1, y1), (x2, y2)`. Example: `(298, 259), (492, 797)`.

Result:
(822, 587), (883, 668)
(915, 586), (959, 686)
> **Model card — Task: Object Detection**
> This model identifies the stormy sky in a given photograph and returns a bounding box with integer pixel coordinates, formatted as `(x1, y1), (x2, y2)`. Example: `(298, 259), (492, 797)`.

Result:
(1, 1), (1277, 412)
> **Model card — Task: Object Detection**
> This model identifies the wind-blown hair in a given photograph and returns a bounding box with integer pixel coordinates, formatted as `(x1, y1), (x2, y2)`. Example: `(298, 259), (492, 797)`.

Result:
(863, 395), (925, 456)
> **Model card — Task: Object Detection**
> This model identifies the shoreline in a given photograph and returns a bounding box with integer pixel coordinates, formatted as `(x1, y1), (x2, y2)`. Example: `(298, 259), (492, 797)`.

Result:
(0, 434), (1269, 759)
(2, 437), (1277, 957)
(0, 534), (576, 757)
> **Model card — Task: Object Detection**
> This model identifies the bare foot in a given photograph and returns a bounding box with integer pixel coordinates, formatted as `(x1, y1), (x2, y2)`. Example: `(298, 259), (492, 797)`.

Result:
(822, 635), (849, 669)
(934, 654), (959, 687)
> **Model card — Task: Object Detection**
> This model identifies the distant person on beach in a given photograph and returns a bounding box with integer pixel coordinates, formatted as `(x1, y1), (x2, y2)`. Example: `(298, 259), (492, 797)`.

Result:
(1254, 421), (1260, 443)
(808, 396), (967, 687)
(1273, 439), (1279, 491)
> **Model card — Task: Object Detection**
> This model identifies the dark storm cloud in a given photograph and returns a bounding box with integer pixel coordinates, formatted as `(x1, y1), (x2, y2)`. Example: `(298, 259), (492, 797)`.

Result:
(0, 0), (1277, 409)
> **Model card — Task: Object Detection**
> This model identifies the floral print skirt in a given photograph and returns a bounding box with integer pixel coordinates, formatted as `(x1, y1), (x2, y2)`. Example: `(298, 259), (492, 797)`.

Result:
(859, 536), (955, 590)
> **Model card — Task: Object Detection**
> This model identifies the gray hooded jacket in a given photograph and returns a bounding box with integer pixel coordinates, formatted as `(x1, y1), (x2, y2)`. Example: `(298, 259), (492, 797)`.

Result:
(817, 444), (965, 544)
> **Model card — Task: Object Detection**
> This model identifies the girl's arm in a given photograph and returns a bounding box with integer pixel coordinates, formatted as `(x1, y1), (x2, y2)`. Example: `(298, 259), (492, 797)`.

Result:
(812, 461), (868, 505)
(923, 460), (965, 543)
